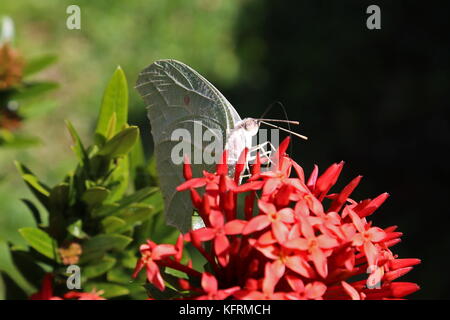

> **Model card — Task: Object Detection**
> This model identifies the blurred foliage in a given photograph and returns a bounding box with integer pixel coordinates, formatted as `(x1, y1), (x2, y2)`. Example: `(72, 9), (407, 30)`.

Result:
(0, 0), (243, 249)
(0, 42), (58, 148)
(1, 67), (180, 299)
(0, 16), (59, 252)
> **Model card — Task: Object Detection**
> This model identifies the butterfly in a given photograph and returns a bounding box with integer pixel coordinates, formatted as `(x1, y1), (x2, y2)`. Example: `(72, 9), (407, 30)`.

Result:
(136, 59), (305, 232)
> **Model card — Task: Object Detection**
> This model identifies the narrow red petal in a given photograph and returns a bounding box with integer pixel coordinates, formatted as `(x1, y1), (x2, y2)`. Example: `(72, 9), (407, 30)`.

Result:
(183, 155), (192, 180)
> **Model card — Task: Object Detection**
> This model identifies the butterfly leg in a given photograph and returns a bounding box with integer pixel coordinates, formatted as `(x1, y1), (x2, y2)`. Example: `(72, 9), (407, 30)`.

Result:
(248, 141), (276, 165)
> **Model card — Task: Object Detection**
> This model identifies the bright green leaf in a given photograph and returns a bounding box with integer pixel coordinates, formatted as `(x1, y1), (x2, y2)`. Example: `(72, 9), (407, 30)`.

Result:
(95, 66), (128, 145)
(105, 112), (117, 140)
(98, 126), (139, 158)
(18, 228), (59, 262)
(15, 161), (50, 210)
(65, 121), (90, 170)
(67, 220), (87, 239)
(106, 156), (129, 202)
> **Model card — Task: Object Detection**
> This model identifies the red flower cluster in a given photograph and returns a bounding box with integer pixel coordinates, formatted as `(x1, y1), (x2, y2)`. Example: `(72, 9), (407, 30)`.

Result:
(133, 137), (420, 300)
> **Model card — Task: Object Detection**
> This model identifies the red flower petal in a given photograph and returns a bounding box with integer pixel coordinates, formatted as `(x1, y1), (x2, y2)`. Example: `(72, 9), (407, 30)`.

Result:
(272, 220), (289, 243)
(192, 228), (216, 242)
(183, 155), (192, 180)
(214, 234), (230, 258)
(176, 178), (206, 191)
(285, 255), (315, 278)
(224, 220), (247, 235)
(201, 272), (218, 294)
(243, 215), (271, 235)
(209, 210), (224, 228)
(307, 165), (319, 191)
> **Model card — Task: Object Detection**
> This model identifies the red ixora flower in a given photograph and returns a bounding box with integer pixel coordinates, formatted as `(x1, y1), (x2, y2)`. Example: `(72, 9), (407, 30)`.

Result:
(133, 137), (421, 300)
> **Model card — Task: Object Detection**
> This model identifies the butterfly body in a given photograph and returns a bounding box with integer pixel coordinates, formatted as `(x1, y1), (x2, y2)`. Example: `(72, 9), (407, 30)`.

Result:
(225, 118), (260, 163)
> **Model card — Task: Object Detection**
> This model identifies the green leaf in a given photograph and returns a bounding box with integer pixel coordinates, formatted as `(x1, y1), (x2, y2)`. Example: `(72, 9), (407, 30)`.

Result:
(119, 250), (138, 269)
(105, 112), (117, 140)
(147, 155), (158, 179)
(23, 55), (57, 77)
(0, 273), (5, 300)
(98, 126), (139, 158)
(67, 220), (87, 239)
(81, 234), (132, 263)
(95, 66), (128, 145)
(116, 204), (154, 226)
(92, 187), (157, 218)
(15, 161), (50, 210)
(0, 131), (41, 148)
(21, 199), (42, 225)
(65, 121), (90, 170)
(129, 135), (146, 187)
(106, 266), (132, 284)
(82, 257), (116, 280)
(0, 240), (36, 295)
(81, 186), (110, 207)
(12, 82), (59, 101)
(144, 283), (180, 300)
(84, 282), (129, 299)
(19, 100), (58, 119)
(18, 228), (59, 262)
(48, 183), (69, 237)
(49, 183), (69, 214)
(101, 216), (128, 234)
(106, 156), (129, 202)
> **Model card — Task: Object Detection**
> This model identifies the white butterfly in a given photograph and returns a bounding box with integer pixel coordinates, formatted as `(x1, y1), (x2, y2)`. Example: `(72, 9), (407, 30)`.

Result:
(136, 59), (305, 232)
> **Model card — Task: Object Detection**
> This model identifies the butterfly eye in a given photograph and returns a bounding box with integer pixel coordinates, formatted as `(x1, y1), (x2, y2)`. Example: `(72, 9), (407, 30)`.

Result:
(244, 120), (256, 131)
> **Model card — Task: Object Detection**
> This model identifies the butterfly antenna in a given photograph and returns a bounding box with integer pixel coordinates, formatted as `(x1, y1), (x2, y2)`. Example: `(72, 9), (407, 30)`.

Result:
(256, 119), (300, 125)
(259, 121), (308, 140)
(260, 101), (280, 119)
(260, 101), (297, 155)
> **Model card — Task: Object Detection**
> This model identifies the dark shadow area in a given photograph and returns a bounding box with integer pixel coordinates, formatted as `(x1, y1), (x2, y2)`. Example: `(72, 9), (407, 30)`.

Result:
(226, 0), (449, 299)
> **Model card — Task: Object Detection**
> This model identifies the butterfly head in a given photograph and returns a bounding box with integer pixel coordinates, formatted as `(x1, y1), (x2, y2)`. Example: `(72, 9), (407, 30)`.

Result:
(242, 118), (260, 136)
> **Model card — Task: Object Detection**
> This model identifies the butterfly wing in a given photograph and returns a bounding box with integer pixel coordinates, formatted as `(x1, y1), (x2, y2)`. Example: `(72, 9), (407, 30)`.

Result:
(136, 59), (239, 232)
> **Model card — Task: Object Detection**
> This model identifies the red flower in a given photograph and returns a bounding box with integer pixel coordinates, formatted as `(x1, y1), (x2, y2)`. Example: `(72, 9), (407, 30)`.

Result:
(285, 275), (327, 300)
(284, 216), (339, 278)
(190, 210), (246, 266)
(195, 272), (240, 300)
(134, 137), (421, 300)
(347, 207), (386, 266)
(29, 274), (62, 300)
(243, 201), (294, 243)
(132, 240), (178, 291)
(235, 261), (286, 300)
